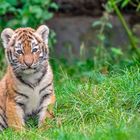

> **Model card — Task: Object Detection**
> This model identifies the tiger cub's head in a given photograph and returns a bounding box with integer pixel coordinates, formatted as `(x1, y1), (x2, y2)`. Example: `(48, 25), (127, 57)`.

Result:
(1, 25), (49, 75)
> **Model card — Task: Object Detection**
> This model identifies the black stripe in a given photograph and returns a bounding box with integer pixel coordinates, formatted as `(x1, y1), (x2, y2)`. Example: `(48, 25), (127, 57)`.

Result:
(39, 82), (52, 94)
(42, 47), (48, 61)
(0, 114), (8, 128)
(16, 92), (28, 99)
(9, 50), (17, 66)
(16, 67), (47, 88)
(34, 35), (42, 43)
(7, 50), (13, 64)
(0, 107), (7, 124)
(0, 123), (6, 130)
(17, 75), (34, 89)
(8, 50), (12, 61)
(13, 89), (29, 99)
(37, 67), (47, 84)
(40, 93), (50, 106)
(46, 109), (55, 118)
(37, 106), (43, 115)
(27, 32), (34, 38)
(0, 114), (7, 124)
(16, 102), (25, 112)
(0, 106), (5, 114)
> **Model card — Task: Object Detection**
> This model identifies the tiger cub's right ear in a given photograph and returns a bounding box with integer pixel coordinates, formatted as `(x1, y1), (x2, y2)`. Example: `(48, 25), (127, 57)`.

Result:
(1, 28), (14, 48)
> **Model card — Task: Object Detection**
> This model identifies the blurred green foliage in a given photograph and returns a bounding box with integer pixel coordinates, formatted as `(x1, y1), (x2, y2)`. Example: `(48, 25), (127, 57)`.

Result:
(0, 0), (58, 30)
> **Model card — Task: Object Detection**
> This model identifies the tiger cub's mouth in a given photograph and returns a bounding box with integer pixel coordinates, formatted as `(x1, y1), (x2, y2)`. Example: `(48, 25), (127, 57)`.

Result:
(23, 68), (36, 74)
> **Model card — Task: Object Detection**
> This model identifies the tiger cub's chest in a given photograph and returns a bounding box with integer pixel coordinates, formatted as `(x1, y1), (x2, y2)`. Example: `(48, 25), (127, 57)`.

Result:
(14, 65), (53, 115)
(15, 87), (42, 115)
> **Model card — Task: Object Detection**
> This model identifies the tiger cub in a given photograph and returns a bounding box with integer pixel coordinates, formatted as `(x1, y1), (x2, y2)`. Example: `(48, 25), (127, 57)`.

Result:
(0, 25), (55, 131)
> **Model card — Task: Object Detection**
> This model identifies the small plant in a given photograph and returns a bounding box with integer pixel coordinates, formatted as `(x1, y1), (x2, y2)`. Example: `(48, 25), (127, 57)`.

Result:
(92, 12), (123, 72)
(105, 0), (140, 57)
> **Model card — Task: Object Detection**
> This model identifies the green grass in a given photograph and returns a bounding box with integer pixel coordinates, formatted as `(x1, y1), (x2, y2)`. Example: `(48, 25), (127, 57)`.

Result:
(0, 57), (140, 140)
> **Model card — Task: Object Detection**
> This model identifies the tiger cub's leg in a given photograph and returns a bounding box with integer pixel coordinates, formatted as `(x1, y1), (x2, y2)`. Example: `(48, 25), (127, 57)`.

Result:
(38, 94), (55, 128)
(0, 96), (8, 131)
(6, 98), (25, 131)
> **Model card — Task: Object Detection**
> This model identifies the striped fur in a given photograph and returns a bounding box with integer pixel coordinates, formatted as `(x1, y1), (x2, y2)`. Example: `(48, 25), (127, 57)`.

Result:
(0, 25), (55, 131)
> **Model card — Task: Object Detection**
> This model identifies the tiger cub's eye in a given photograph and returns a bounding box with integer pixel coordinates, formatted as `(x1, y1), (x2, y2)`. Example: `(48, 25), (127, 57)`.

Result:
(32, 48), (38, 53)
(16, 50), (23, 54)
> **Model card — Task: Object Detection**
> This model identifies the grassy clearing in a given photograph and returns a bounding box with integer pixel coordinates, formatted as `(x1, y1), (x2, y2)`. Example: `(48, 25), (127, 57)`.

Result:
(0, 57), (140, 140)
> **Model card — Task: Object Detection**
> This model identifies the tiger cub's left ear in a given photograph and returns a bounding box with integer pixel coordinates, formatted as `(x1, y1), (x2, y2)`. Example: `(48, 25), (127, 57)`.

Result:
(1, 28), (14, 48)
(36, 25), (49, 45)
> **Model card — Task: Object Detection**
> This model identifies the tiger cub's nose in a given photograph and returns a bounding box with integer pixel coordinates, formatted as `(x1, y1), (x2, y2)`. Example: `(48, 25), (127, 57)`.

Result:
(24, 55), (33, 67)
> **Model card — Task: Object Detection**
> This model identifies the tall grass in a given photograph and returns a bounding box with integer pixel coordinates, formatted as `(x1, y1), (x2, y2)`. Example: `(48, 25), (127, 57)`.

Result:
(0, 54), (140, 139)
